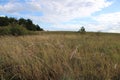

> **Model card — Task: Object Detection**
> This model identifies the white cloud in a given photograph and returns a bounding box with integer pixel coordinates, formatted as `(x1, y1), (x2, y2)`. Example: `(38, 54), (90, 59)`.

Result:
(39, 0), (112, 23)
(50, 24), (81, 31)
(94, 12), (120, 24)
(0, 0), (41, 13)
(93, 12), (120, 33)
(0, 0), (112, 23)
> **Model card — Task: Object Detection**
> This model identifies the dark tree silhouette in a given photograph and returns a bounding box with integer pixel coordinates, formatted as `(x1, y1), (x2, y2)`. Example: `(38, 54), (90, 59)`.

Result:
(0, 16), (9, 26)
(0, 16), (44, 31)
(8, 17), (18, 24)
(79, 26), (86, 32)
(18, 18), (26, 25)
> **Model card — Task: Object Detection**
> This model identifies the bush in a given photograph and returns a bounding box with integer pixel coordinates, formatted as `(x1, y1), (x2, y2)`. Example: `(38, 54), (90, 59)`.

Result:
(10, 25), (28, 36)
(0, 27), (11, 35)
(0, 25), (29, 36)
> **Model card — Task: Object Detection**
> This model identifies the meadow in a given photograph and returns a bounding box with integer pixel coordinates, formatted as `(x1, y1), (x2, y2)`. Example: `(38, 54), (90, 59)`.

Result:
(0, 32), (120, 80)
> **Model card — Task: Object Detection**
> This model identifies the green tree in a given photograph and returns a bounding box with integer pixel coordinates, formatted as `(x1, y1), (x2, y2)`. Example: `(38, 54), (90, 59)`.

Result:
(25, 19), (36, 31)
(79, 26), (86, 33)
(8, 17), (18, 24)
(18, 18), (26, 25)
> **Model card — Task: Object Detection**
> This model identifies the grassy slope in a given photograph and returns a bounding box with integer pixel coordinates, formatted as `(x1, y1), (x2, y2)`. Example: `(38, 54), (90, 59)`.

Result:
(0, 32), (120, 80)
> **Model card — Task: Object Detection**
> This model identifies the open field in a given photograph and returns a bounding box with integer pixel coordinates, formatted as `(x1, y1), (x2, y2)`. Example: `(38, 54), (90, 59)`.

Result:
(0, 32), (120, 80)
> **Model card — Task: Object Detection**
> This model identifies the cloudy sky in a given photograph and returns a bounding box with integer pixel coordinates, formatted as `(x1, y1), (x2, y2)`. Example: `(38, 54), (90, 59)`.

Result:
(0, 0), (120, 33)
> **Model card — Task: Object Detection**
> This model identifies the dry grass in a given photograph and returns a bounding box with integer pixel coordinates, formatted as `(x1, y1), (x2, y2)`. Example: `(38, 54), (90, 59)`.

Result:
(0, 32), (120, 80)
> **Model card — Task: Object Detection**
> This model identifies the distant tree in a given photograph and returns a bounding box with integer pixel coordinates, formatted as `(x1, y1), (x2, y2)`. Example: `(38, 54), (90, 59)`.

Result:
(79, 26), (86, 33)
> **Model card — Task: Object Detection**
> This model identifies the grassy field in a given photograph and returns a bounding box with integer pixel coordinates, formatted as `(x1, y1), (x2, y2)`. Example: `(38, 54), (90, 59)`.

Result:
(0, 32), (120, 80)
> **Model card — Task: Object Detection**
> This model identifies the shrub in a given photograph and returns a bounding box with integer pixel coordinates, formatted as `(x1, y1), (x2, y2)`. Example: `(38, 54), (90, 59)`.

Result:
(0, 27), (11, 35)
(10, 25), (28, 36)
(0, 24), (29, 36)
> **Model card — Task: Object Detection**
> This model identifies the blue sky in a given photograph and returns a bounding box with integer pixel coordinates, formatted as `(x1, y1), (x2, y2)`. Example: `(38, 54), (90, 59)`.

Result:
(0, 0), (120, 33)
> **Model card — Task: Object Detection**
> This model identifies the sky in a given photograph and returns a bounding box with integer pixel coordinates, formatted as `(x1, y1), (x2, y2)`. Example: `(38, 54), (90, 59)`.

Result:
(0, 0), (120, 33)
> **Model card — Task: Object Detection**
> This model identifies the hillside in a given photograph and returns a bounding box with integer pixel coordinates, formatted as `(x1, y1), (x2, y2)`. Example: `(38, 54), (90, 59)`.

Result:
(0, 32), (120, 80)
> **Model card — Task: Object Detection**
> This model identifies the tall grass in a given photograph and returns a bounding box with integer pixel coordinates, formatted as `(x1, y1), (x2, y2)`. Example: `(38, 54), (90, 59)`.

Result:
(0, 32), (120, 80)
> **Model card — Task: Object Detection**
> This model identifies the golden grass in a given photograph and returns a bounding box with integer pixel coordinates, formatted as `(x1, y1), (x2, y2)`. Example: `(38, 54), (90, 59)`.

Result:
(0, 32), (120, 80)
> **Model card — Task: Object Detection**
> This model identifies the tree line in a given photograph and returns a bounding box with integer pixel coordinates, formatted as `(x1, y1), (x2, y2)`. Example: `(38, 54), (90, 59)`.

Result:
(0, 16), (43, 36)
(0, 16), (43, 31)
